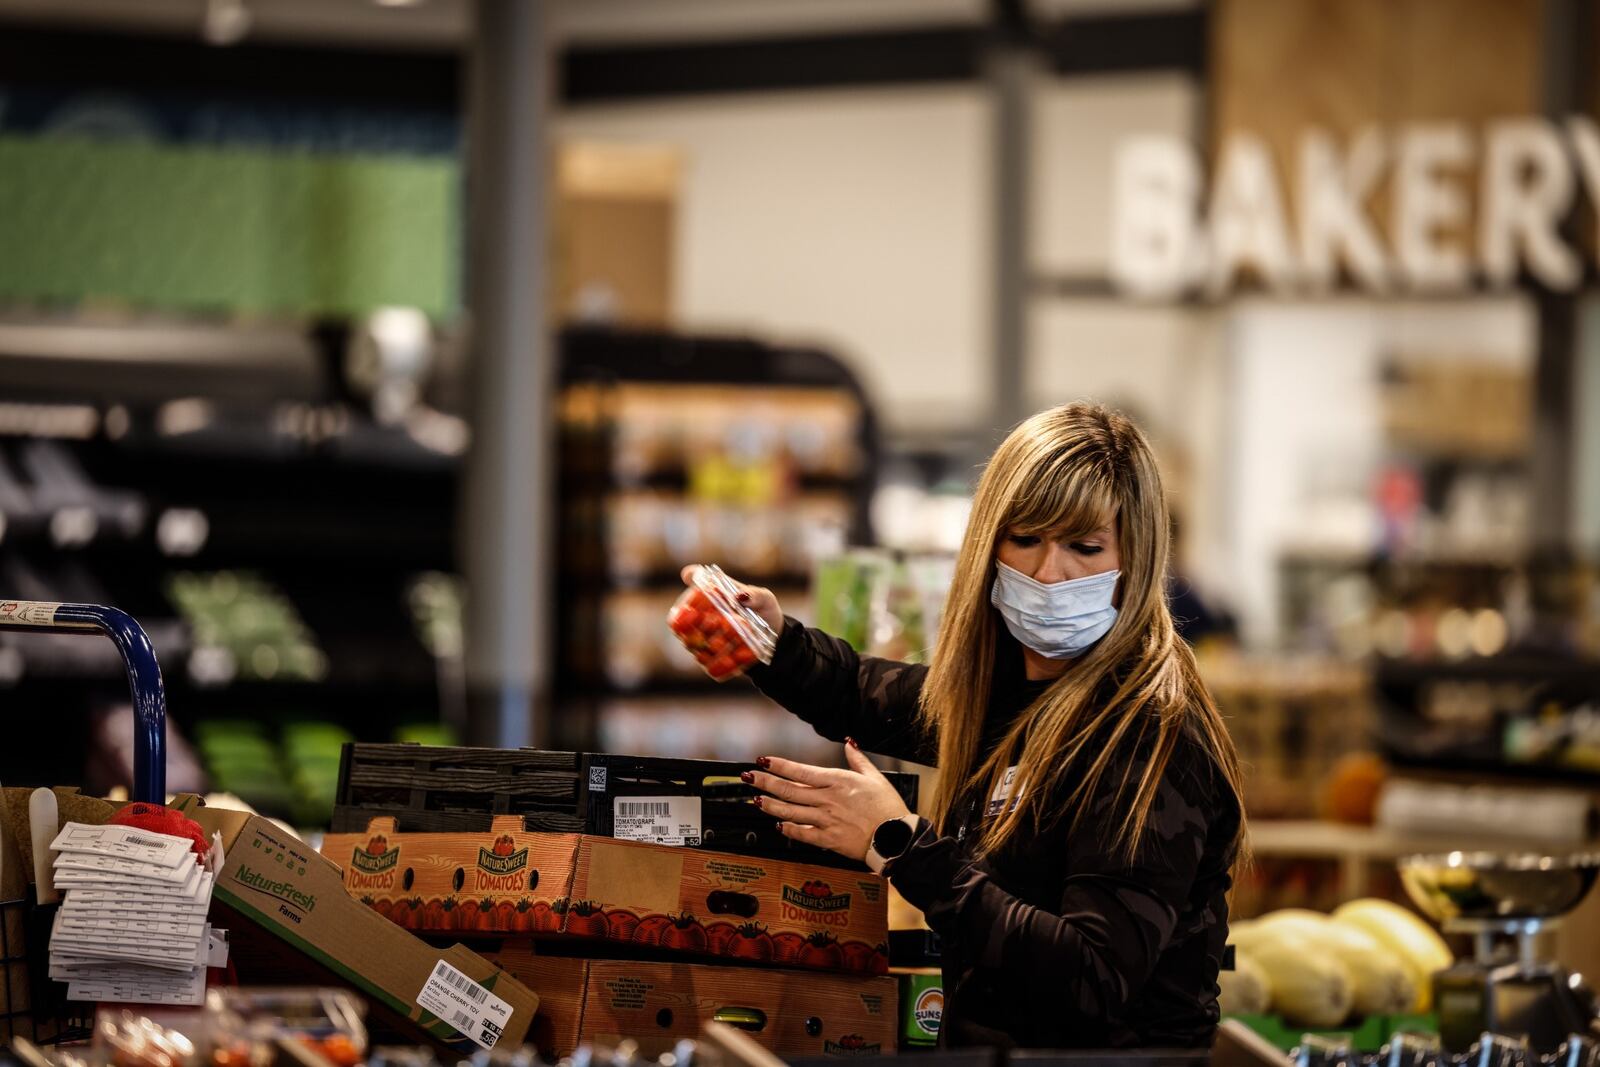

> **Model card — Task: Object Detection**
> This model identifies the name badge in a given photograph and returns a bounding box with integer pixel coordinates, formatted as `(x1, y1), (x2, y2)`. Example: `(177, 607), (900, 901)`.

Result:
(985, 765), (1025, 817)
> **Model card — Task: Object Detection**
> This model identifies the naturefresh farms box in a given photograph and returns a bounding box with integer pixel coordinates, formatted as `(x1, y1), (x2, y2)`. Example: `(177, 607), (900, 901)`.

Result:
(322, 816), (890, 975)
(170, 797), (540, 1054)
(494, 945), (897, 1058)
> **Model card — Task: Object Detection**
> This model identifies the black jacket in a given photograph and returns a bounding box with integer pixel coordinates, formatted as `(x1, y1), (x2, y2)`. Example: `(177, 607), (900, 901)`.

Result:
(747, 618), (1241, 1050)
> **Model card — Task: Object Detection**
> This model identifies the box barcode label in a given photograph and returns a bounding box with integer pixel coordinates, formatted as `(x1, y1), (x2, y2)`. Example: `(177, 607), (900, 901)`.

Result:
(618, 801), (671, 817)
(612, 795), (702, 847)
(433, 960), (488, 1003)
(416, 959), (514, 1051)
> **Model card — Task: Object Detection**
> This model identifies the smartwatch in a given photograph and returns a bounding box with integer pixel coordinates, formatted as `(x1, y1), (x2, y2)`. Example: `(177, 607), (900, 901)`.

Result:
(865, 814), (919, 874)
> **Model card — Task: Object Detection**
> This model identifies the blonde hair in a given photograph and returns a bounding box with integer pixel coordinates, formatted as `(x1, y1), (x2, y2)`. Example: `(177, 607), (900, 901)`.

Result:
(919, 403), (1248, 866)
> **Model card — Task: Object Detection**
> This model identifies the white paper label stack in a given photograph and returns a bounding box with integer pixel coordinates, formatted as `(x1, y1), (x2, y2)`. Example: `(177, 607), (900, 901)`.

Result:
(45, 822), (228, 1006)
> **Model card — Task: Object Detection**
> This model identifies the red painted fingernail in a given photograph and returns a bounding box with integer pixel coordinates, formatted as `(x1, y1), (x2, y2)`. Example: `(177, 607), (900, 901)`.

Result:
(846, 737), (859, 749)
(756, 756), (771, 769)
(740, 770), (754, 784)
(736, 591), (751, 603)
(752, 796), (764, 808)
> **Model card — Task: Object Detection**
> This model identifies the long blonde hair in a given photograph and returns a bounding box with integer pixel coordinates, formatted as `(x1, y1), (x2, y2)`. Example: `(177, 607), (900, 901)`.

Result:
(919, 403), (1248, 867)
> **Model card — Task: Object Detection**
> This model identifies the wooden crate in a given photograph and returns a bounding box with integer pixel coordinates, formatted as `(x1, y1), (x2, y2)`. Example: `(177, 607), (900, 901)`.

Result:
(333, 745), (918, 872)
(332, 745), (587, 835)
(1201, 657), (1374, 820)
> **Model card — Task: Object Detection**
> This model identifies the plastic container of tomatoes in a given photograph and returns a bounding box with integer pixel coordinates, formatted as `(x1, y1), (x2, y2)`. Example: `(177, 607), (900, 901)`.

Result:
(666, 564), (778, 680)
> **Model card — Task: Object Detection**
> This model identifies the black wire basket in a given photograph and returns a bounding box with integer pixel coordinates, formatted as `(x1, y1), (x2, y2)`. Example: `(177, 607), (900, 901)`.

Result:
(0, 894), (92, 1046)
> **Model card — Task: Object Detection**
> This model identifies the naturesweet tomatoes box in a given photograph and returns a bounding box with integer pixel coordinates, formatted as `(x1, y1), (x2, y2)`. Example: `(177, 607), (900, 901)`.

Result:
(321, 817), (889, 976)
(321, 817), (580, 934)
(563, 831), (889, 974)
(493, 944), (898, 1059)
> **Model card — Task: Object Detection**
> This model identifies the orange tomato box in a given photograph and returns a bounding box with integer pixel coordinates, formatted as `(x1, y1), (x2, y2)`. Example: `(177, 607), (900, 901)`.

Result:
(493, 945), (898, 1059)
(322, 817), (580, 935)
(322, 817), (890, 975)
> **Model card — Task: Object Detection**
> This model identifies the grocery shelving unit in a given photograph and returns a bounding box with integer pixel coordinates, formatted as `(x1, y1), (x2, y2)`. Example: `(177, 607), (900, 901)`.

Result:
(551, 326), (879, 758)
(0, 321), (462, 815)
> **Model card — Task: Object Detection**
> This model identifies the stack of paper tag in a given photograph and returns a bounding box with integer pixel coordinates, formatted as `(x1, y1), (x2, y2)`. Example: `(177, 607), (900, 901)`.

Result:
(46, 822), (229, 1006)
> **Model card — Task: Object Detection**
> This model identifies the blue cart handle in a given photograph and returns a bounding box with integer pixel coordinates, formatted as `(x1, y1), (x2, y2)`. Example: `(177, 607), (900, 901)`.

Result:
(0, 600), (167, 803)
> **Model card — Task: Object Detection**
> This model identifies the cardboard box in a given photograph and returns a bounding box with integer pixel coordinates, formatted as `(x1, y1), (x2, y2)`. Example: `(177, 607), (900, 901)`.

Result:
(170, 798), (540, 1055)
(321, 817), (889, 976)
(494, 945), (897, 1058)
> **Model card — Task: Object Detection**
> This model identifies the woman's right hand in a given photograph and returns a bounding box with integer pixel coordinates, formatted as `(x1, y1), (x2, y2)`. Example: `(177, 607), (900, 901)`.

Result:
(679, 564), (784, 634)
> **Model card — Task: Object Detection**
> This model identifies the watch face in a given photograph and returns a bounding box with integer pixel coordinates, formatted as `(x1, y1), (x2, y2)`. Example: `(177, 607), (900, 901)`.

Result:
(874, 818), (915, 859)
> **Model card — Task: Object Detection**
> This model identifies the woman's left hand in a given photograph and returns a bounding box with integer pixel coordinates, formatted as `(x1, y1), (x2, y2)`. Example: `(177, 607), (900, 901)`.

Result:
(746, 739), (913, 861)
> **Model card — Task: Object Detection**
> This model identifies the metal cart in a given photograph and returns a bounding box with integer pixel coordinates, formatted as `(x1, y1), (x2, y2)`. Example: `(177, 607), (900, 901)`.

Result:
(0, 598), (169, 1042)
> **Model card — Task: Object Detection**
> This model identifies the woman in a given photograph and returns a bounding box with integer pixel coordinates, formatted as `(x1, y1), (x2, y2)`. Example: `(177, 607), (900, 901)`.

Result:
(684, 403), (1247, 1049)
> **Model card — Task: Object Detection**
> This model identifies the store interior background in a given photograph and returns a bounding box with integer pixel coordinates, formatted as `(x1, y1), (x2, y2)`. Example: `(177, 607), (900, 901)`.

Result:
(2, 0), (1600, 974)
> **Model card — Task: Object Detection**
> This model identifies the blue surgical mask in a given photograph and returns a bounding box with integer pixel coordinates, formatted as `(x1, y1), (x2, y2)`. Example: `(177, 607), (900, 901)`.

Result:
(990, 561), (1119, 660)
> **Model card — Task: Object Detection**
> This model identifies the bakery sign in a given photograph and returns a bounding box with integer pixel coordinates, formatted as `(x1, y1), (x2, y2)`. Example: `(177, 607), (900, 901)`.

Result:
(1111, 117), (1600, 298)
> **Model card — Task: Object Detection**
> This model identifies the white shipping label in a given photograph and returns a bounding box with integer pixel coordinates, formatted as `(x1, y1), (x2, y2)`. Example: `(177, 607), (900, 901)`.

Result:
(0, 601), (61, 626)
(52, 823), (194, 867)
(612, 796), (702, 846)
(417, 960), (514, 1051)
(66, 966), (206, 1007)
(55, 851), (196, 883)
(985, 766), (1026, 818)
(207, 928), (230, 968)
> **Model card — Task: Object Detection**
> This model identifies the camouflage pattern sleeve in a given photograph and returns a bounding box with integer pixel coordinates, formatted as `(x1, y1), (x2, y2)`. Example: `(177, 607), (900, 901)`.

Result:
(887, 734), (1217, 1027)
(744, 616), (937, 764)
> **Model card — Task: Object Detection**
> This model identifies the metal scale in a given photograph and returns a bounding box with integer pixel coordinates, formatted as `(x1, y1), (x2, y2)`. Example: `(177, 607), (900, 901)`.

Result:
(1400, 851), (1600, 1056)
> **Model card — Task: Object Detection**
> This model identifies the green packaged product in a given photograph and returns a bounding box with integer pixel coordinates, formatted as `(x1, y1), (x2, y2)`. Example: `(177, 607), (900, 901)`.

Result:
(898, 971), (942, 1048)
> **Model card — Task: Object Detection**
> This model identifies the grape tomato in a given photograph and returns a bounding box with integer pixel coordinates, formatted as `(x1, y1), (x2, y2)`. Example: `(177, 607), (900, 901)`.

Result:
(667, 564), (778, 681)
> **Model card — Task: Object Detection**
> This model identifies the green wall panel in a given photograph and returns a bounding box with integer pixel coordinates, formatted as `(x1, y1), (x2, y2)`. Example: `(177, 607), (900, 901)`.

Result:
(0, 135), (459, 317)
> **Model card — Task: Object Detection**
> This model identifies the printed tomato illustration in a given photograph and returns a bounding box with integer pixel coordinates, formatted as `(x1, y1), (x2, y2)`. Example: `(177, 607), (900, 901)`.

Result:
(797, 931), (844, 970)
(835, 1036), (867, 1053)
(800, 879), (832, 898)
(770, 931), (806, 964)
(531, 900), (557, 934)
(632, 914), (673, 947)
(512, 899), (533, 932)
(659, 913), (707, 953)
(607, 909), (641, 941)
(565, 901), (609, 938)
(440, 898), (458, 929)
(727, 922), (774, 962)
(492, 834), (516, 858)
(368, 834), (388, 856)
(495, 900), (518, 929)
(705, 922), (738, 955)
(839, 940), (879, 974)
(371, 898), (391, 919)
